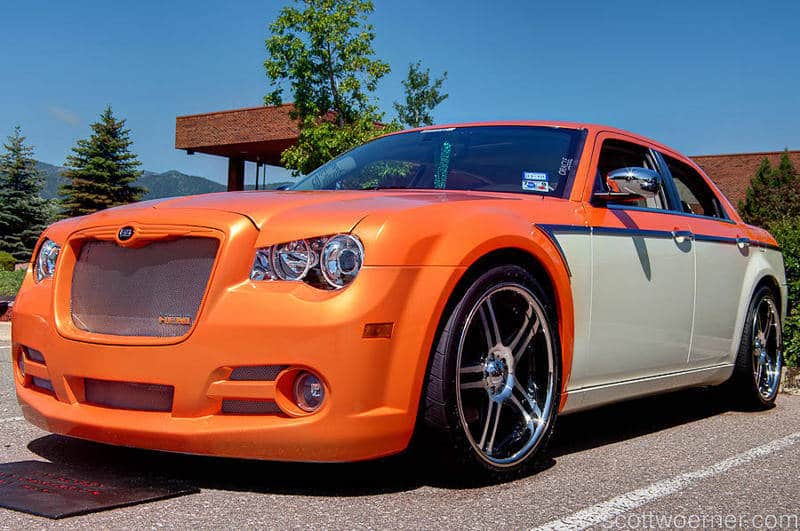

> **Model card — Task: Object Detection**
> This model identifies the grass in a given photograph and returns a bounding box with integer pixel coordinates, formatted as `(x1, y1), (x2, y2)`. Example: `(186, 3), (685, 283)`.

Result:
(0, 269), (25, 298)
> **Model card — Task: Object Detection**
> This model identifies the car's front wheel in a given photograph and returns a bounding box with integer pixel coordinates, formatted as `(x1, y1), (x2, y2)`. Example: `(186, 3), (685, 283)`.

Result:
(728, 285), (783, 409)
(420, 265), (560, 480)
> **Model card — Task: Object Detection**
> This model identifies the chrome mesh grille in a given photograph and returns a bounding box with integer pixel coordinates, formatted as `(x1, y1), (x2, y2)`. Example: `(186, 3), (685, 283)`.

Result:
(229, 365), (287, 381)
(84, 379), (174, 412)
(221, 399), (282, 415)
(70, 238), (219, 337)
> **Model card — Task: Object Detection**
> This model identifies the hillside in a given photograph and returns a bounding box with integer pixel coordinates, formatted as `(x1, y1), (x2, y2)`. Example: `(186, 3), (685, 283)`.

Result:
(36, 161), (226, 200)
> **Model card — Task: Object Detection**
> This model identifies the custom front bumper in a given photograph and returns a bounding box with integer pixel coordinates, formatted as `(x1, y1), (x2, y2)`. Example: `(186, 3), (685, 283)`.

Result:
(12, 217), (461, 462)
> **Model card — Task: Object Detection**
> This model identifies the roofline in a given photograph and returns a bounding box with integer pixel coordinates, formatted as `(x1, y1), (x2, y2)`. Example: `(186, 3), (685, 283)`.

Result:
(691, 149), (799, 159)
(176, 103), (295, 120)
(383, 120), (686, 158)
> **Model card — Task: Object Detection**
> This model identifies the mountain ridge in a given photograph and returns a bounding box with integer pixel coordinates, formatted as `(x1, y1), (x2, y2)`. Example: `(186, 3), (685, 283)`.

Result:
(36, 161), (227, 200)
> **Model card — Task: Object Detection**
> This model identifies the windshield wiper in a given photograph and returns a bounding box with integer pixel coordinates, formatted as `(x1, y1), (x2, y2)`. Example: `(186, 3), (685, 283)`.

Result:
(361, 185), (410, 190)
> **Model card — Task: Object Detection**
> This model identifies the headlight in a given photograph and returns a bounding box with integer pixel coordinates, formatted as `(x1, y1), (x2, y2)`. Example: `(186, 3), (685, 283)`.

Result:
(271, 239), (316, 281)
(250, 234), (363, 290)
(319, 234), (363, 288)
(35, 239), (60, 282)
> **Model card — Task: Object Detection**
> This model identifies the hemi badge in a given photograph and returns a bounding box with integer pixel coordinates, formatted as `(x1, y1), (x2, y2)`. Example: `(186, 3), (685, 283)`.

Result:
(159, 315), (192, 326)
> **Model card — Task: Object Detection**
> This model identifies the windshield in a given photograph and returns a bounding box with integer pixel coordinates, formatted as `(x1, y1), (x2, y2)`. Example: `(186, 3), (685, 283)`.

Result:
(292, 125), (585, 197)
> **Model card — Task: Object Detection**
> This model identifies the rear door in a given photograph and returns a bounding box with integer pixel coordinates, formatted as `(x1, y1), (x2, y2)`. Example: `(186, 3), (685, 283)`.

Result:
(570, 133), (695, 389)
(658, 152), (751, 367)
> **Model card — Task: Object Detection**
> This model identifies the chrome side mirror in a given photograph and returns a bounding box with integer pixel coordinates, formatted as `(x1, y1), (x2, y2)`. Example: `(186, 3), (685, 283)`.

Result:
(605, 167), (661, 200)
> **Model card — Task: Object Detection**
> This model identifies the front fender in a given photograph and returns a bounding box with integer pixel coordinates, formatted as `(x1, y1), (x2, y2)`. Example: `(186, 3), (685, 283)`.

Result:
(353, 202), (578, 410)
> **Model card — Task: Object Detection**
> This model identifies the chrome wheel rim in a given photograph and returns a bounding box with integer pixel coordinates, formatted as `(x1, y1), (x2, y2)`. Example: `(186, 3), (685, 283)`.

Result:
(455, 284), (555, 467)
(751, 296), (782, 400)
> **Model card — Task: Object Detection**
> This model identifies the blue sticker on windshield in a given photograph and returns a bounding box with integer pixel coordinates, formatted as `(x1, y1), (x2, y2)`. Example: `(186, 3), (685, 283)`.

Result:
(523, 171), (548, 181)
(522, 172), (549, 192)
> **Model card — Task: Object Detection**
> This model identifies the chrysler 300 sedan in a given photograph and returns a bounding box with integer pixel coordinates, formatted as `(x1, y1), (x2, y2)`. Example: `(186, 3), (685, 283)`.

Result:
(12, 122), (785, 479)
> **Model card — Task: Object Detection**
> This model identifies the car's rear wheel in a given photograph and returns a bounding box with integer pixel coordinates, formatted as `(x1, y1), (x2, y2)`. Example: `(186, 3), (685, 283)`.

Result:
(728, 285), (783, 409)
(420, 265), (560, 480)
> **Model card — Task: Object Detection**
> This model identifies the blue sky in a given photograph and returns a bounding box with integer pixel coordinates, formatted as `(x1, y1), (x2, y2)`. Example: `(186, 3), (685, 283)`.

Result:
(1, 1), (798, 184)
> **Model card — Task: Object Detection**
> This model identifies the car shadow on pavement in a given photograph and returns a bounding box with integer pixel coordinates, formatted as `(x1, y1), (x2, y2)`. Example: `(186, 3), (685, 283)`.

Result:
(26, 386), (735, 495)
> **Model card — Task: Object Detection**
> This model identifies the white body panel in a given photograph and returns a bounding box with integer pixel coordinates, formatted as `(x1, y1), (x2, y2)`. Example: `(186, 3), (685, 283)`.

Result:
(549, 224), (786, 415)
(689, 238), (750, 367)
(585, 228), (694, 386)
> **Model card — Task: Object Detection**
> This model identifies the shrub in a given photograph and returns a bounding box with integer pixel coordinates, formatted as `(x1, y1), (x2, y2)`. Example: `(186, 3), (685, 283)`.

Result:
(767, 217), (800, 367)
(0, 269), (25, 298)
(0, 251), (15, 272)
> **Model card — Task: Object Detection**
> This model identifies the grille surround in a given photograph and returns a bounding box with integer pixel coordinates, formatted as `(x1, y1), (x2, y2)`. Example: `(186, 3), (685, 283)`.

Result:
(70, 237), (219, 338)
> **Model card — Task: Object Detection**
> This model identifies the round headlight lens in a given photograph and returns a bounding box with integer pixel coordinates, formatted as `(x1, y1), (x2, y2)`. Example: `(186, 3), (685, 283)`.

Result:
(270, 239), (315, 281)
(35, 239), (60, 282)
(320, 234), (363, 288)
(294, 371), (325, 412)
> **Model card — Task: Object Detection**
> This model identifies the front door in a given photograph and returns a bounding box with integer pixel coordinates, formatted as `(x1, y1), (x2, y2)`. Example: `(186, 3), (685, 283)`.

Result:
(568, 134), (695, 390)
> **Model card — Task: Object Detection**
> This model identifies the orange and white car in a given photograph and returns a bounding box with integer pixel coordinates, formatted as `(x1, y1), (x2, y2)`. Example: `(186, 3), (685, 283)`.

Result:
(12, 122), (786, 479)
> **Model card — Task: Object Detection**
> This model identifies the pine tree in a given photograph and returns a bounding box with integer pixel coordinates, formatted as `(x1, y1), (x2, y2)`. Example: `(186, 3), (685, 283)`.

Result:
(739, 150), (800, 227)
(0, 125), (50, 262)
(59, 106), (145, 218)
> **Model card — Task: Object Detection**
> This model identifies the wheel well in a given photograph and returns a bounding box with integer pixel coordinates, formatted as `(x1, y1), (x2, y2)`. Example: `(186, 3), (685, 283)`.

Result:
(754, 275), (782, 314)
(438, 247), (557, 332)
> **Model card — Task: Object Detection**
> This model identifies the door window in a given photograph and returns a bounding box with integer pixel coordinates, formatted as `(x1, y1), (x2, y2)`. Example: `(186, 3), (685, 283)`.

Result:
(662, 154), (726, 218)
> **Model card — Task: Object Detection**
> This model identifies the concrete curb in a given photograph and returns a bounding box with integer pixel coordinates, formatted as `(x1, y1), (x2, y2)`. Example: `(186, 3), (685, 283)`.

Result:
(0, 321), (10, 343)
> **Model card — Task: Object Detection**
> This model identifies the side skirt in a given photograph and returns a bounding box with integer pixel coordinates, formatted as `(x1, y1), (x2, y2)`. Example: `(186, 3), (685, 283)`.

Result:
(560, 363), (735, 414)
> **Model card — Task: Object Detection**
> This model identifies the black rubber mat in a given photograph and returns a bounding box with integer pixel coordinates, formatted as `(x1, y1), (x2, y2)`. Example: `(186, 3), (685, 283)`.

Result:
(0, 460), (199, 519)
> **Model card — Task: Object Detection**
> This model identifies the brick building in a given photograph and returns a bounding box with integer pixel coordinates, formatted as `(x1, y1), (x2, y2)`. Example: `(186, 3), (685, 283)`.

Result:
(175, 105), (797, 208)
(693, 151), (800, 208)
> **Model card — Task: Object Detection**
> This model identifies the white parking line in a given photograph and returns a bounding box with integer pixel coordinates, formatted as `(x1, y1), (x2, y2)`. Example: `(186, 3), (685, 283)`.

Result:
(534, 431), (800, 531)
(0, 416), (24, 424)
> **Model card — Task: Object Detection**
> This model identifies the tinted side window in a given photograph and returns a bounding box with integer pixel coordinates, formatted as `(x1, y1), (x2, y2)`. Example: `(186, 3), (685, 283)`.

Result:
(594, 139), (668, 210)
(663, 154), (724, 218)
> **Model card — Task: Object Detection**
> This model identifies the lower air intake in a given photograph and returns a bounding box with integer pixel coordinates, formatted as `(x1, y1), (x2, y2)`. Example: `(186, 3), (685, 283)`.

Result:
(70, 237), (219, 337)
(84, 379), (174, 412)
(229, 365), (287, 381)
(221, 399), (282, 415)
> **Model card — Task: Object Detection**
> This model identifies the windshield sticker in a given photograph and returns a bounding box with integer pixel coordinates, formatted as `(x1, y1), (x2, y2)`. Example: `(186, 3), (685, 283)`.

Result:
(559, 157), (574, 176)
(523, 171), (548, 181)
(522, 172), (550, 192)
(522, 180), (550, 192)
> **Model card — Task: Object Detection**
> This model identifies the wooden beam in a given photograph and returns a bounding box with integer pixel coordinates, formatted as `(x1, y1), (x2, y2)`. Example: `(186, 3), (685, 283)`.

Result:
(227, 157), (245, 192)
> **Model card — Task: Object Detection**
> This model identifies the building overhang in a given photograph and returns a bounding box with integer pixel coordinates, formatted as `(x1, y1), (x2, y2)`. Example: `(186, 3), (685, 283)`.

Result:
(175, 104), (300, 165)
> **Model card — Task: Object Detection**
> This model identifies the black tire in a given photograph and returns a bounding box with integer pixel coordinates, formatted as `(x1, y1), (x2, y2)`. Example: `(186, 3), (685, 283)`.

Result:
(727, 285), (783, 410)
(419, 264), (561, 481)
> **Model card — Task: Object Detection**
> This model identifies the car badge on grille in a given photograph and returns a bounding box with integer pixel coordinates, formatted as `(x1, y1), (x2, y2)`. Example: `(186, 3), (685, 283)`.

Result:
(118, 226), (135, 241)
(158, 315), (192, 326)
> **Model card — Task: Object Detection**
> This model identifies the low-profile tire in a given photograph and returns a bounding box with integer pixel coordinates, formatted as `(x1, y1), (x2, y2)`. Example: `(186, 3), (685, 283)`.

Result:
(420, 264), (561, 481)
(727, 285), (783, 410)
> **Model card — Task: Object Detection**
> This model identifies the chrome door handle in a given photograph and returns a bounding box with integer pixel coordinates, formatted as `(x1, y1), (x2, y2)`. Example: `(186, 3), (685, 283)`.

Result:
(736, 237), (751, 249)
(672, 230), (694, 244)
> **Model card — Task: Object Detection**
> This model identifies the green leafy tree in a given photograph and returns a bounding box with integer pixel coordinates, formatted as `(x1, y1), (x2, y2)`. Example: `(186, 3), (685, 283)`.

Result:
(264, 0), (392, 174)
(60, 106), (145, 217)
(0, 126), (50, 262)
(740, 151), (800, 366)
(393, 60), (448, 128)
(739, 150), (800, 227)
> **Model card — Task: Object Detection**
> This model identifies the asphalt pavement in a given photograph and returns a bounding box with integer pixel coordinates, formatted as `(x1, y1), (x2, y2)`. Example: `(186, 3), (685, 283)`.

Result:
(1, 322), (798, 529)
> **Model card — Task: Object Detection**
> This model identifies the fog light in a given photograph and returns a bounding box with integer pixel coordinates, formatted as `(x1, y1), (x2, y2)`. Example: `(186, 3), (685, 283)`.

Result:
(294, 371), (324, 412)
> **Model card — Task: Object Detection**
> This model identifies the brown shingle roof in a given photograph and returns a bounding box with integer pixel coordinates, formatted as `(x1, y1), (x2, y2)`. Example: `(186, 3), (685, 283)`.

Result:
(691, 151), (800, 208)
(175, 104), (300, 165)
